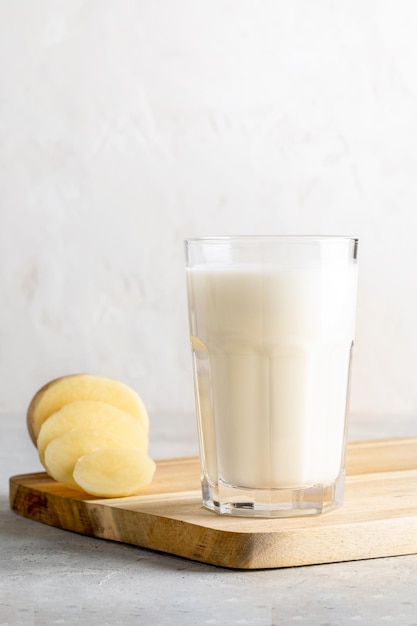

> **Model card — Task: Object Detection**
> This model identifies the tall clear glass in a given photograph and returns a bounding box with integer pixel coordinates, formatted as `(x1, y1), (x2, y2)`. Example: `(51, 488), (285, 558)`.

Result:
(185, 236), (359, 517)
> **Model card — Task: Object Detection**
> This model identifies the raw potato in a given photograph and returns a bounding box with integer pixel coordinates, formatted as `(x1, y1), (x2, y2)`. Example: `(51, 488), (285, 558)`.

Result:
(27, 374), (156, 498)
(44, 429), (145, 490)
(73, 448), (156, 497)
(37, 400), (148, 467)
(27, 373), (149, 444)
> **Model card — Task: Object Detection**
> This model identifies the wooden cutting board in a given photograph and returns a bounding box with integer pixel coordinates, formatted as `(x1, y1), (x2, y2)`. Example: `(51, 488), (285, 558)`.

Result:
(9, 437), (417, 570)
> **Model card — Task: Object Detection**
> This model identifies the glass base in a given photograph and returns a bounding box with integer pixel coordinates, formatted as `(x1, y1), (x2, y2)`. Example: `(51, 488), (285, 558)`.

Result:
(201, 473), (345, 518)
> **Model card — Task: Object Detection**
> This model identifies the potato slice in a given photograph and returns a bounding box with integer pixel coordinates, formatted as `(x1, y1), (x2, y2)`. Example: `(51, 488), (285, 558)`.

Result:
(37, 400), (148, 468)
(73, 448), (156, 497)
(44, 429), (142, 490)
(27, 374), (149, 444)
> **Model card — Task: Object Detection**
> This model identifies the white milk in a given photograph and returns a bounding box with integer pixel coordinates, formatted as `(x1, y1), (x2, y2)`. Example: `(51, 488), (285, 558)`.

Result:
(187, 263), (357, 489)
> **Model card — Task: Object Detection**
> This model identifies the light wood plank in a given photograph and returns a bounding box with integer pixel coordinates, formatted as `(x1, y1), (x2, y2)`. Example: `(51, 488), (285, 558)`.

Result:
(9, 437), (417, 569)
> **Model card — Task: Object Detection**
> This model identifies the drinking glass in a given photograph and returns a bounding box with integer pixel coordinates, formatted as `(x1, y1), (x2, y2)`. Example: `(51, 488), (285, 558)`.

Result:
(185, 236), (358, 517)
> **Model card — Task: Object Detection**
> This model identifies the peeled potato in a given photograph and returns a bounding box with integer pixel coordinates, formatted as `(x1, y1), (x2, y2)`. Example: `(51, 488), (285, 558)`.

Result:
(26, 374), (155, 498)
(44, 429), (142, 489)
(27, 374), (149, 444)
(37, 400), (148, 467)
(73, 448), (156, 497)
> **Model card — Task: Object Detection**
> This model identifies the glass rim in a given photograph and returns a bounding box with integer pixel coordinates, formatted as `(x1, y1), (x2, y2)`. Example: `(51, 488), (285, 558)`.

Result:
(185, 235), (358, 245)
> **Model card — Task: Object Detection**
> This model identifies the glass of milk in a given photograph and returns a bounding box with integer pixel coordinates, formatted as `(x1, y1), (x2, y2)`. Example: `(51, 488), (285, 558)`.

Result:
(185, 236), (358, 517)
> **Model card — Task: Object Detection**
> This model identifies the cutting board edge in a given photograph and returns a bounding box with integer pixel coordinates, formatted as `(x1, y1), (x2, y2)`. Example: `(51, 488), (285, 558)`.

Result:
(9, 473), (417, 570)
(11, 476), (417, 570)
(9, 436), (417, 570)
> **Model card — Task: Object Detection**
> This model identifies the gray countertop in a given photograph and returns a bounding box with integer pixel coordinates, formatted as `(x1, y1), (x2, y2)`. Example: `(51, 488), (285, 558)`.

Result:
(1, 412), (416, 625)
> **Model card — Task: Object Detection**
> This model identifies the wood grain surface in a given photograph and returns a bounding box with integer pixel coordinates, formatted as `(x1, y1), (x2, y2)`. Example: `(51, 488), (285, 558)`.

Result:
(9, 437), (417, 569)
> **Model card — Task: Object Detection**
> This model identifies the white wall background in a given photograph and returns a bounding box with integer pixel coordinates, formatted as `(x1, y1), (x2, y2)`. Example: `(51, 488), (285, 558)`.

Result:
(1, 1), (417, 428)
